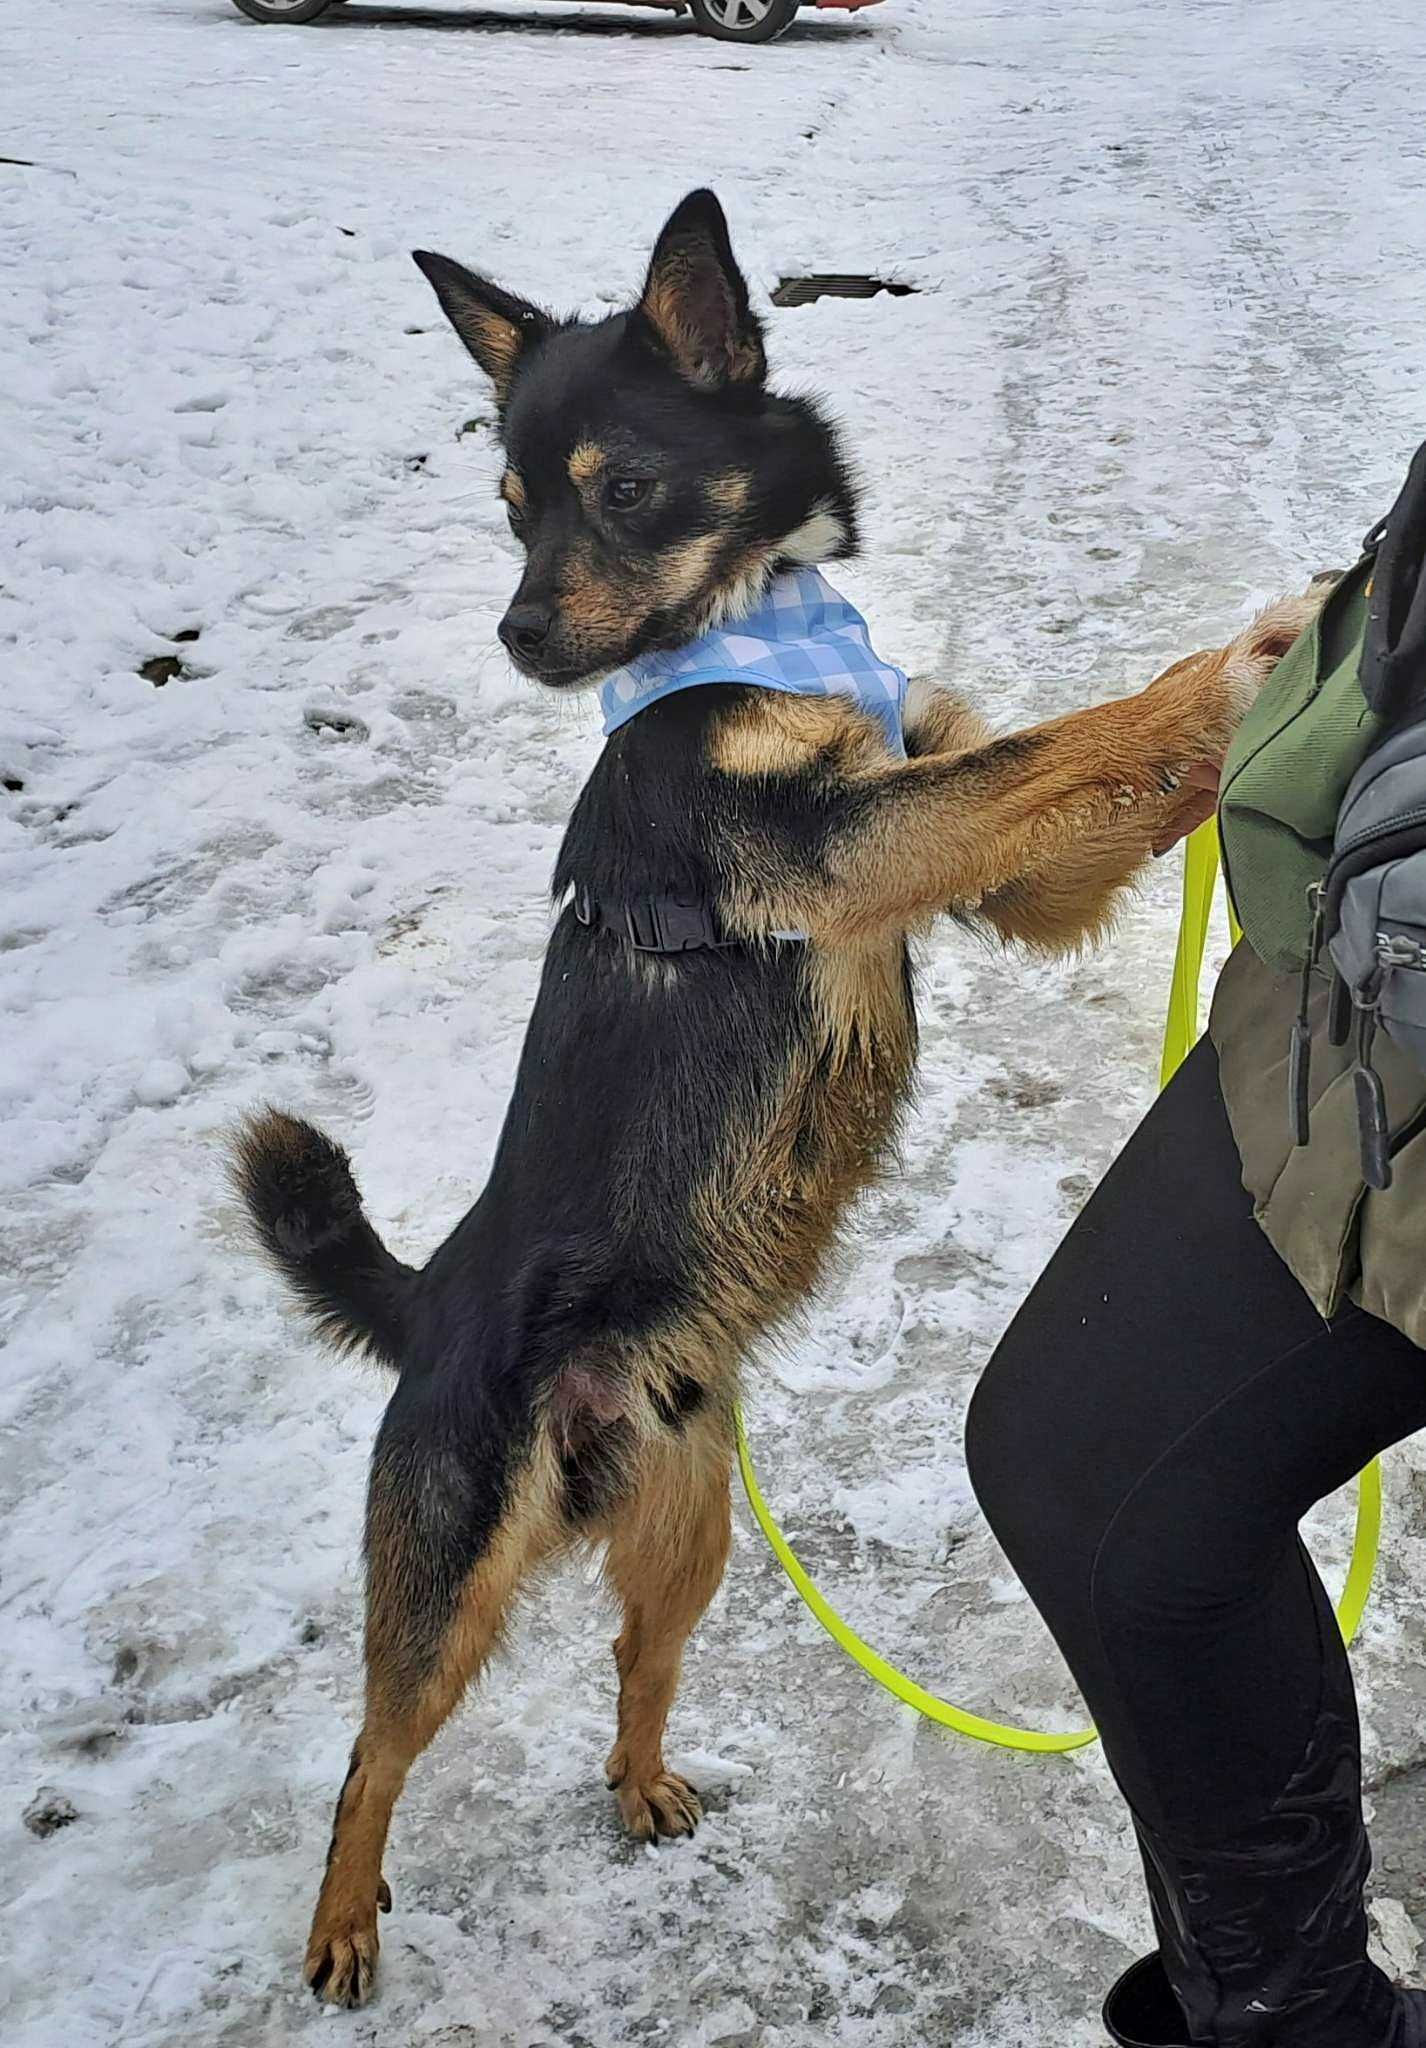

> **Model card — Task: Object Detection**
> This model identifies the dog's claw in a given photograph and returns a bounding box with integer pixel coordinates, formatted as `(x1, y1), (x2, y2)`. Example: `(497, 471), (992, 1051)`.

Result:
(614, 1769), (703, 1844)
(304, 1919), (381, 2008)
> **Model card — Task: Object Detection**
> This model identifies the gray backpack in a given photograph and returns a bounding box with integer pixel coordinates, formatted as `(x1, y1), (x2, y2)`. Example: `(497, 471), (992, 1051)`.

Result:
(1297, 439), (1426, 1188)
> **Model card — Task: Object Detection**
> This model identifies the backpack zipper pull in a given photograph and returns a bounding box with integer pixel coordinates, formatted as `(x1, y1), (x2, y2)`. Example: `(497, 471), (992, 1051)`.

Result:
(1290, 883), (1327, 1145)
(1377, 930), (1426, 972)
(1352, 973), (1393, 1191)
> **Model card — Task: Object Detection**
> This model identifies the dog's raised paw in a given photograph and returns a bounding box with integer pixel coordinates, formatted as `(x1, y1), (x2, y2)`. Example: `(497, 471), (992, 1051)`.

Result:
(305, 1918), (380, 2008)
(613, 1769), (702, 1843)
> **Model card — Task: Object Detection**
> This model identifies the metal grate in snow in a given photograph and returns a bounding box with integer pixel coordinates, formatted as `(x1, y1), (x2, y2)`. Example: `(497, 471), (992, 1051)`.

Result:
(770, 274), (918, 308)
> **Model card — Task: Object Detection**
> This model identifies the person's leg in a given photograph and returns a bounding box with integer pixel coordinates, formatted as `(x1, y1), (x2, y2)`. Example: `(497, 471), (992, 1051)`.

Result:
(965, 1038), (1426, 2045)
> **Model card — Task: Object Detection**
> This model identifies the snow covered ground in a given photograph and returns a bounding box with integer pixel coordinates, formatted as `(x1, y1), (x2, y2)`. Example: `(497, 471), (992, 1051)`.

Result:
(7, 2), (1426, 2042)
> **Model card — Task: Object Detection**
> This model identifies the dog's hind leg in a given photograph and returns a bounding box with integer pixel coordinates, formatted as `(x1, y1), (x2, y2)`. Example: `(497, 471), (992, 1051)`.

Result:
(602, 1410), (733, 1842)
(304, 1442), (560, 2008)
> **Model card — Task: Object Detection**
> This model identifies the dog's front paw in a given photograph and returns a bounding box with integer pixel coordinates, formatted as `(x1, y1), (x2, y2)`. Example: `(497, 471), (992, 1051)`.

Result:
(1215, 588), (1323, 727)
(606, 1756), (702, 1842)
(304, 1888), (388, 2008)
(1143, 586), (1323, 767)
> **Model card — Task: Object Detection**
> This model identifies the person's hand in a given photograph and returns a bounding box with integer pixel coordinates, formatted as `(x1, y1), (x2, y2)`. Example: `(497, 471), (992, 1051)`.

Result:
(1152, 756), (1223, 858)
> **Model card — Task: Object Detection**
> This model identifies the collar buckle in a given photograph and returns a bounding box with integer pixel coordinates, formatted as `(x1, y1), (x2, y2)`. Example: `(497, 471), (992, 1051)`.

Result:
(571, 885), (731, 953)
(625, 895), (723, 952)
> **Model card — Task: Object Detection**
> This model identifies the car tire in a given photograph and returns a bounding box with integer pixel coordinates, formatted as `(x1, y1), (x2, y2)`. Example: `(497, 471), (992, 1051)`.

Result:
(231, 0), (336, 23)
(687, 0), (800, 43)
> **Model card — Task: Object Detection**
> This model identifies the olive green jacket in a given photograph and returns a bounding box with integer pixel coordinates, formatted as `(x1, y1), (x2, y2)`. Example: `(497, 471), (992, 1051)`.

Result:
(1210, 943), (1426, 1346)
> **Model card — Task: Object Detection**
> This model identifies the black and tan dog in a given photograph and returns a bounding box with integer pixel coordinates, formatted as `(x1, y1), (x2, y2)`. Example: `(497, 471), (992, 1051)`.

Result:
(234, 190), (1316, 2007)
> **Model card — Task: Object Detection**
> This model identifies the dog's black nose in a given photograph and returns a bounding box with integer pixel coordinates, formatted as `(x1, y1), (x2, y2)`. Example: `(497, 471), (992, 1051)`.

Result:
(498, 603), (554, 662)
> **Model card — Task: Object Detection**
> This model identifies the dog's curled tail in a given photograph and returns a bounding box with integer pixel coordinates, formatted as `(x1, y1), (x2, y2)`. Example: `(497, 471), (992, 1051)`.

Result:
(231, 1108), (415, 1369)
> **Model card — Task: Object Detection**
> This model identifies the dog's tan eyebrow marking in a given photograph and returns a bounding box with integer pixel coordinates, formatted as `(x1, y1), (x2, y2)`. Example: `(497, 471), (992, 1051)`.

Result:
(499, 469), (527, 510)
(568, 442), (606, 488)
(707, 470), (752, 514)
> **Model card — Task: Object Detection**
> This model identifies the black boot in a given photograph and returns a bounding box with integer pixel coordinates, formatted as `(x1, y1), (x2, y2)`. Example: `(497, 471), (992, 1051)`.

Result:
(1102, 1953), (1189, 2046)
(1100, 1667), (1424, 2046)
(1104, 1953), (1426, 2048)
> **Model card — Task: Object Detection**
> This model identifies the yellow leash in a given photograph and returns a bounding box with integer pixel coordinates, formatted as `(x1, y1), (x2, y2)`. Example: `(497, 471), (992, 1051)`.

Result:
(736, 821), (1384, 1752)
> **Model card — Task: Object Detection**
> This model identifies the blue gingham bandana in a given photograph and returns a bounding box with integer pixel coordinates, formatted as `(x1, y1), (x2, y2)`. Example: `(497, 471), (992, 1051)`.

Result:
(598, 566), (907, 757)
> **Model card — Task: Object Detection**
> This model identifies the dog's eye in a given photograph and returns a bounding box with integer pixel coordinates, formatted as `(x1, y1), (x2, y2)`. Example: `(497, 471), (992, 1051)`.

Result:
(505, 500), (527, 537)
(605, 477), (650, 513)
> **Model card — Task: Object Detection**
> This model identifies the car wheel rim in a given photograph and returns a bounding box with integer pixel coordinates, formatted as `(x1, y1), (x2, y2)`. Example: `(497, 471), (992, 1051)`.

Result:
(704, 0), (776, 25)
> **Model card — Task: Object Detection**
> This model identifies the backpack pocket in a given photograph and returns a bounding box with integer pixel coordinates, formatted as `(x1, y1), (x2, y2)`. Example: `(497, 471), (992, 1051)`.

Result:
(1218, 556), (1380, 974)
(1314, 724), (1426, 1185)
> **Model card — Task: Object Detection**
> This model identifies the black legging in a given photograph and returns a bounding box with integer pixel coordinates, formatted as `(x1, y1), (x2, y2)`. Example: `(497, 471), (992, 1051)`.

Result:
(966, 1037), (1426, 2040)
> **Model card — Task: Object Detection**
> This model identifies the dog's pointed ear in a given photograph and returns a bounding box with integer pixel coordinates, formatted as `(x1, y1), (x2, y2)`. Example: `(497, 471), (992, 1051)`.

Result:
(412, 250), (550, 405)
(635, 190), (766, 392)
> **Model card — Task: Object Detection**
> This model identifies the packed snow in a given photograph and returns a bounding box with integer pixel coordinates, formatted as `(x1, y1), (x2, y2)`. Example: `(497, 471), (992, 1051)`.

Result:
(6, 2), (1426, 2043)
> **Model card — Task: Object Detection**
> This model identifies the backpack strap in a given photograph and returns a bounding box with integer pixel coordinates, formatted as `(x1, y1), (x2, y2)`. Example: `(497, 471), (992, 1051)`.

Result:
(1361, 434), (1426, 724)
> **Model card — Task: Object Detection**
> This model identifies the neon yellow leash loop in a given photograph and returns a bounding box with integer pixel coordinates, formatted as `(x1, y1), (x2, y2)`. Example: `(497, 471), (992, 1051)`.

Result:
(737, 819), (1383, 1750)
(1160, 820), (1241, 1088)
(735, 1410), (1099, 1753)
